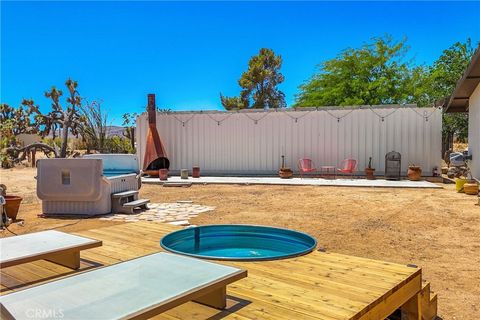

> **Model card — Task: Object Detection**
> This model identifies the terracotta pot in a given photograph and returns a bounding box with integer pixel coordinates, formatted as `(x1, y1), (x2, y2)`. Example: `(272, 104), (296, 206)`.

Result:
(192, 166), (200, 178)
(279, 168), (293, 179)
(159, 169), (169, 181)
(4, 195), (22, 221)
(407, 166), (422, 181)
(364, 168), (375, 180)
(464, 181), (479, 195)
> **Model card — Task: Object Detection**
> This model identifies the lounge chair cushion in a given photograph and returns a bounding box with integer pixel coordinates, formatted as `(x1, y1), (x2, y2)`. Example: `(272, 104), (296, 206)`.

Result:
(0, 252), (246, 319)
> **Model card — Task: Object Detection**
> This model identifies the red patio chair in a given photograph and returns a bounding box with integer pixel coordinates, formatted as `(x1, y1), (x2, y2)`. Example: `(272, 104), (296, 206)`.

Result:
(298, 159), (317, 178)
(337, 159), (357, 178)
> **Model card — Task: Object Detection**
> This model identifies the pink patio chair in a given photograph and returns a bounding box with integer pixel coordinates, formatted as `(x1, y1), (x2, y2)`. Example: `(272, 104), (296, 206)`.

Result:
(337, 159), (357, 178)
(298, 159), (317, 178)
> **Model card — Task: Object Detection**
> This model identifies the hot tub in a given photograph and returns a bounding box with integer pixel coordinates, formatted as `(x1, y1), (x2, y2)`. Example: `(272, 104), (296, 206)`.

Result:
(160, 225), (317, 261)
(37, 154), (141, 215)
(83, 154), (141, 193)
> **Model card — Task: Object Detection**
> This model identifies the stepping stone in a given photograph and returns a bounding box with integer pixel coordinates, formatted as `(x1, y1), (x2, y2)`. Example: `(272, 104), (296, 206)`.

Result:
(168, 220), (190, 226)
(101, 202), (213, 224)
(197, 209), (213, 213)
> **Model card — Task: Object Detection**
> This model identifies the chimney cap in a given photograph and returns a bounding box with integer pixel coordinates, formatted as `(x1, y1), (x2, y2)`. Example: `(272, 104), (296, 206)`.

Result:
(147, 94), (156, 108)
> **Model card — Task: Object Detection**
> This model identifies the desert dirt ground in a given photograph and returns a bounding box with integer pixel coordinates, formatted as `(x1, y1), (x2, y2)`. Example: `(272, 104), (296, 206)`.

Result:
(1, 167), (479, 319)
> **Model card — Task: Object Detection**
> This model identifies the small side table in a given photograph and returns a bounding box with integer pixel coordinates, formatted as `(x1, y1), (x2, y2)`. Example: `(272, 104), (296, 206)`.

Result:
(320, 166), (336, 179)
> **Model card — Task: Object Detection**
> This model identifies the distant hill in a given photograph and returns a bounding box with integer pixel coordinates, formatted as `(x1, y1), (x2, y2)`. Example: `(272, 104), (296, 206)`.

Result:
(46, 126), (126, 138)
(105, 126), (126, 138)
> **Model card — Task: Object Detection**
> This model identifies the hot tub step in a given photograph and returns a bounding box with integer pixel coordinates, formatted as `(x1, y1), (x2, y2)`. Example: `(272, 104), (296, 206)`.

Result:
(112, 190), (139, 198)
(120, 199), (150, 214)
(123, 199), (150, 207)
(112, 190), (141, 214)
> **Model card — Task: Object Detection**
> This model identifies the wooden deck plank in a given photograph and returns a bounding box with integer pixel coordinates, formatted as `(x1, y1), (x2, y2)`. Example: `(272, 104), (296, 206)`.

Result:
(239, 258), (406, 290)
(298, 254), (417, 278)
(0, 222), (423, 320)
(229, 264), (383, 302)
(358, 274), (422, 320)
(224, 291), (341, 320)
(229, 276), (362, 318)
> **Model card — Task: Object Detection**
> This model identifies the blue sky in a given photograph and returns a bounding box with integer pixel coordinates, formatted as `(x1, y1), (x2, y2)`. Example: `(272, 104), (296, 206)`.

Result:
(2, 1), (479, 124)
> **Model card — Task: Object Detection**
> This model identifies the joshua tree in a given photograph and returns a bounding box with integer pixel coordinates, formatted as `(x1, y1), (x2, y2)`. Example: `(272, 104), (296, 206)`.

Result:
(5, 79), (85, 161)
(1, 103), (37, 149)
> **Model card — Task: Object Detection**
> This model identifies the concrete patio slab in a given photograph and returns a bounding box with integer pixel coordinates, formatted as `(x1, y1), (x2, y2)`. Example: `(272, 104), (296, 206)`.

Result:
(142, 176), (441, 188)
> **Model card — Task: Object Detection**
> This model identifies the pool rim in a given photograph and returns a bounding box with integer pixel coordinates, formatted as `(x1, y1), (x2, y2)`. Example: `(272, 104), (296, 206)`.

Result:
(160, 224), (318, 261)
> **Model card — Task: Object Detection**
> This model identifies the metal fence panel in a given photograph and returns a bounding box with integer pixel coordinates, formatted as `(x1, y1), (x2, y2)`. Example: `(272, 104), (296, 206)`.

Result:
(136, 106), (442, 176)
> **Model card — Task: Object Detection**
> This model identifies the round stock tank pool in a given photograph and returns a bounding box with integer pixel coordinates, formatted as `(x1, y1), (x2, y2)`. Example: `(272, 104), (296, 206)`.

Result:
(160, 225), (317, 261)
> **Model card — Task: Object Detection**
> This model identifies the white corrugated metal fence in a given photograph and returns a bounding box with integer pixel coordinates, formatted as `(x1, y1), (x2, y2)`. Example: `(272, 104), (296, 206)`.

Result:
(136, 105), (442, 176)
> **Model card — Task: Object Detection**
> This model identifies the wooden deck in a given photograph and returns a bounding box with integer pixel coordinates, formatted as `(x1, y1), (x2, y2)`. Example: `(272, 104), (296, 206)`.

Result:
(0, 222), (436, 319)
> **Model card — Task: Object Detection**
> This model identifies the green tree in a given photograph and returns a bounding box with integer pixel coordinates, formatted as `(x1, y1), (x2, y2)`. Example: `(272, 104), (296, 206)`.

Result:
(80, 99), (109, 153)
(0, 103), (38, 152)
(295, 36), (413, 107)
(0, 103), (39, 167)
(424, 40), (473, 152)
(104, 136), (134, 154)
(428, 39), (473, 100)
(122, 112), (137, 151)
(294, 35), (475, 155)
(0, 103), (38, 138)
(221, 48), (286, 110)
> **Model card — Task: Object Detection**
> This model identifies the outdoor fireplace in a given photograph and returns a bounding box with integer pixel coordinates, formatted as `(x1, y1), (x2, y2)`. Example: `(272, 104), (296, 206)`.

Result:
(143, 94), (170, 176)
(385, 151), (401, 180)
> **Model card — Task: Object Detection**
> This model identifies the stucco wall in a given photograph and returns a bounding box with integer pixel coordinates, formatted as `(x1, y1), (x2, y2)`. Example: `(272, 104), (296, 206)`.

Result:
(469, 84), (480, 180)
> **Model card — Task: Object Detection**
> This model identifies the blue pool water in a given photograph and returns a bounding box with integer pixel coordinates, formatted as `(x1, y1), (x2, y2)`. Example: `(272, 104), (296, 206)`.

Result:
(160, 225), (317, 261)
(103, 171), (136, 178)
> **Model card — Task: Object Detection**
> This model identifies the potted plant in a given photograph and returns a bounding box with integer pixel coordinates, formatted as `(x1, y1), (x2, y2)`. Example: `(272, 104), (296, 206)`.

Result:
(407, 164), (422, 181)
(364, 157), (375, 180)
(192, 166), (201, 178)
(462, 166), (479, 195)
(0, 184), (22, 221)
(278, 155), (293, 179)
(464, 180), (479, 195)
(159, 168), (169, 181)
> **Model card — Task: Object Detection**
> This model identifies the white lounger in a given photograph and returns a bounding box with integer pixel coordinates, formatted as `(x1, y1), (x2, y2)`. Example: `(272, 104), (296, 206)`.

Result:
(0, 230), (102, 269)
(0, 252), (247, 320)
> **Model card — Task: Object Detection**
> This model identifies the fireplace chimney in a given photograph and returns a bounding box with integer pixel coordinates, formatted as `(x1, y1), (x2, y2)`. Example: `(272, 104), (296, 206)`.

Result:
(142, 94), (170, 176)
(147, 94), (156, 125)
